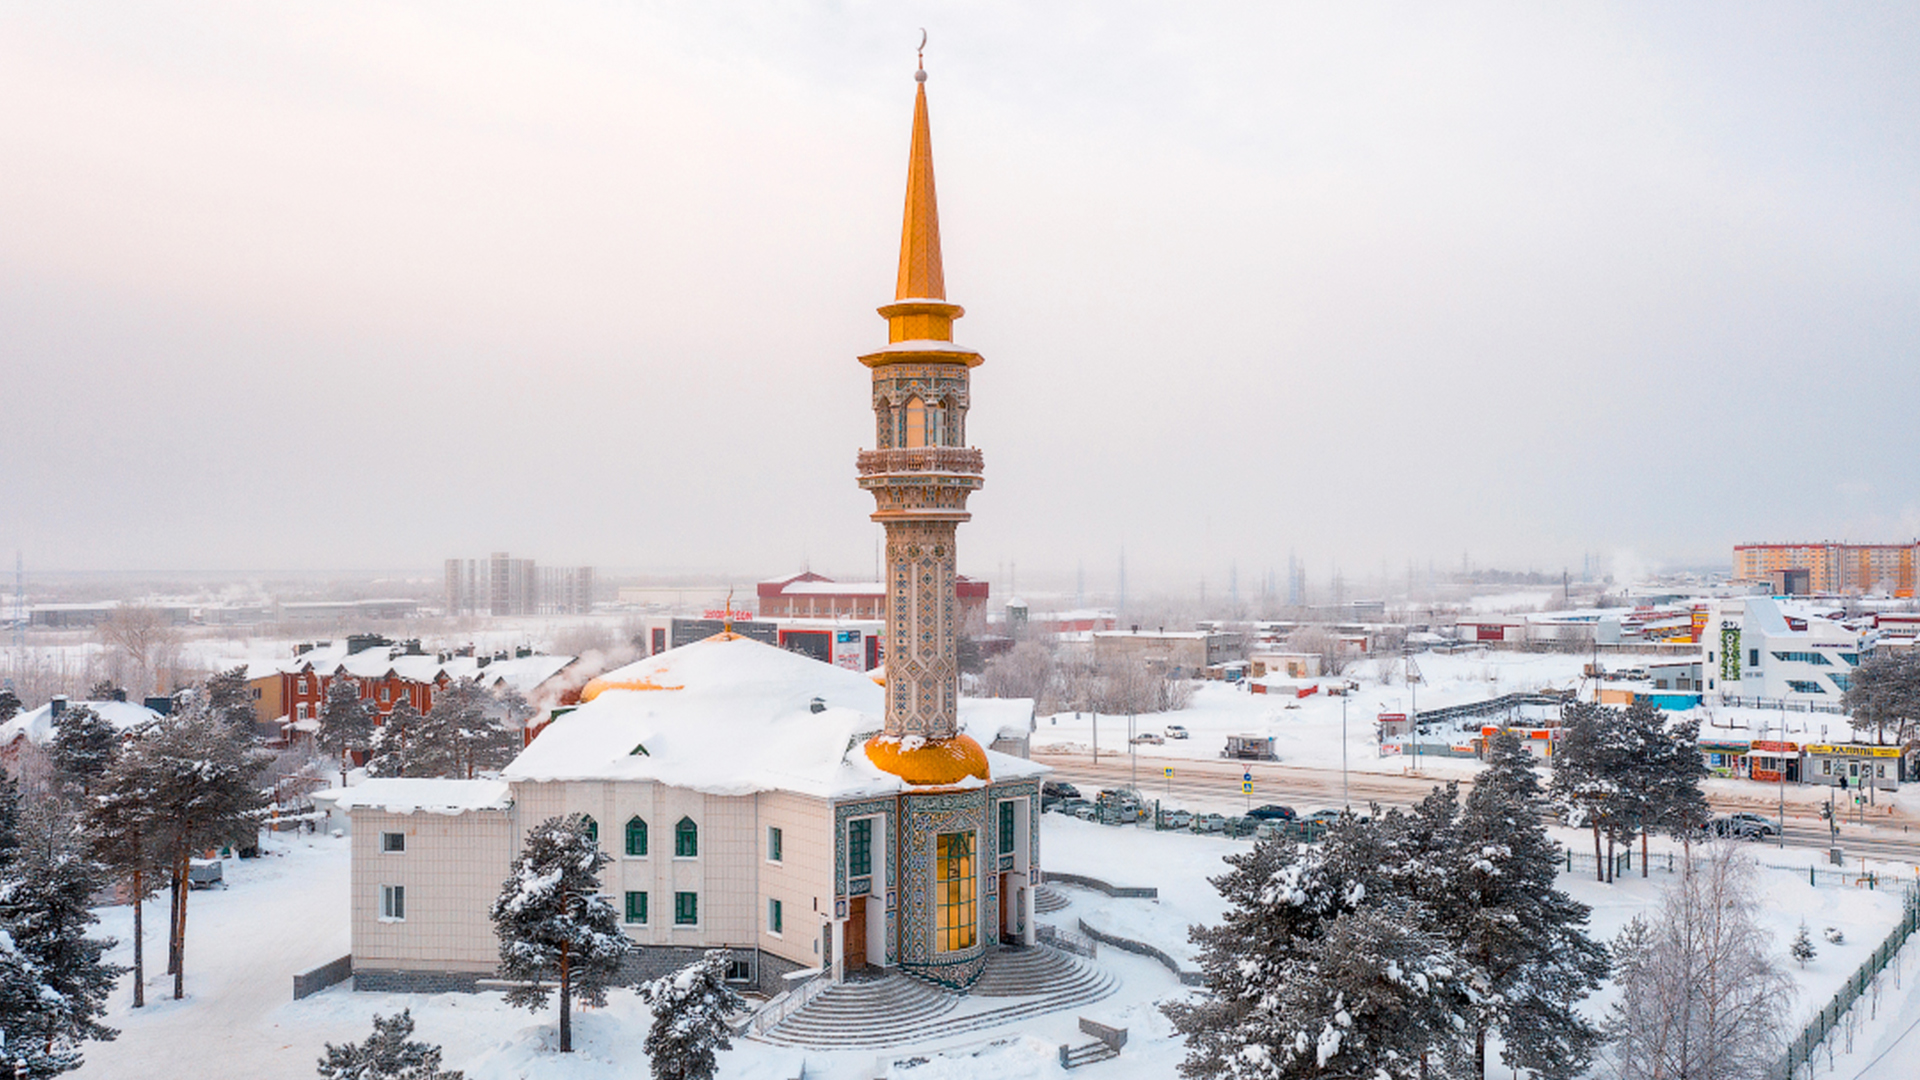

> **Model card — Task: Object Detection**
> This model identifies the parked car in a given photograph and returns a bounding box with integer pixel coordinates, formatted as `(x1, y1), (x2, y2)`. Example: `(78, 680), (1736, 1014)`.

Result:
(1246, 804), (1297, 821)
(187, 858), (225, 890)
(1158, 808), (1194, 830)
(1193, 813), (1228, 834)
(1072, 803), (1099, 821)
(1164, 724), (1191, 739)
(1224, 816), (1260, 838)
(1131, 732), (1165, 745)
(1708, 813), (1779, 839)
(1042, 780), (1081, 810)
(1096, 789), (1149, 824)
(1054, 797), (1093, 818)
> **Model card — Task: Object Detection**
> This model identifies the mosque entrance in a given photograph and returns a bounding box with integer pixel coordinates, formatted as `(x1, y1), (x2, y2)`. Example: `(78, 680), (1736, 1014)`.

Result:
(845, 897), (868, 970)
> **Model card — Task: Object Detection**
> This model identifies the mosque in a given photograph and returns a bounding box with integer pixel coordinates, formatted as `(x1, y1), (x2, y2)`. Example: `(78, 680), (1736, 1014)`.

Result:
(323, 56), (1049, 997)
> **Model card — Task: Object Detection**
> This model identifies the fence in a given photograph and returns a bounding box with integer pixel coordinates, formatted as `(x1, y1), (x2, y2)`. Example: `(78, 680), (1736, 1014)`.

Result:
(1762, 864), (1902, 891)
(746, 969), (830, 1037)
(1779, 883), (1920, 1078)
(1561, 847), (1675, 877)
(1719, 695), (1847, 716)
(1037, 923), (1098, 959)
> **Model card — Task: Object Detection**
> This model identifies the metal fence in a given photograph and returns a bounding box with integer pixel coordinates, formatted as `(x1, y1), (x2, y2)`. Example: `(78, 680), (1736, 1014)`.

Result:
(1762, 864), (1903, 891)
(1780, 883), (1920, 1078)
(1561, 847), (1675, 877)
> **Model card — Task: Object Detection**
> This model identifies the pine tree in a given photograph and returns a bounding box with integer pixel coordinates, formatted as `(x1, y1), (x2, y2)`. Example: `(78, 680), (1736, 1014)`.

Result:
(204, 666), (258, 737)
(1165, 808), (1471, 1078)
(48, 706), (119, 795)
(640, 951), (746, 1080)
(87, 750), (169, 1008)
(117, 710), (265, 999)
(315, 1010), (464, 1080)
(0, 768), (21, 872)
(0, 808), (122, 1078)
(365, 700), (429, 778)
(316, 676), (375, 768)
(0, 689), (21, 724)
(490, 815), (630, 1052)
(422, 679), (519, 779)
(85, 680), (122, 703)
(1440, 731), (1608, 1078)
(1790, 921), (1816, 968)
(1550, 702), (1629, 882)
(1649, 711), (1711, 857)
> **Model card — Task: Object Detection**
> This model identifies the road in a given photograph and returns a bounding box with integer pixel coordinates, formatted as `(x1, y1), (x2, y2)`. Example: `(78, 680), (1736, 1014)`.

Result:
(1034, 749), (1920, 864)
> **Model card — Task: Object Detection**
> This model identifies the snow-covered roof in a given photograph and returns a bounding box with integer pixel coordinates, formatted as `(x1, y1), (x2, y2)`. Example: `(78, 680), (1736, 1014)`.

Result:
(505, 635), (1042, 798)
(959, 698), (1036, 742)
(471, 654), (575, 694)
(0, 700), (163, 747)
(316, 778), (512, 814)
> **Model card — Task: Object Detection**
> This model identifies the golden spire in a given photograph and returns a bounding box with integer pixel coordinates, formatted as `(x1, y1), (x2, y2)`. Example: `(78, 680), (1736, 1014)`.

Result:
(894, 44), (945, 303)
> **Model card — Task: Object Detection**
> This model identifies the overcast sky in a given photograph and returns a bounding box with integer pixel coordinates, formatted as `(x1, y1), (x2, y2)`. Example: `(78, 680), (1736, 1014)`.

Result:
(3, 2), (1916, 591)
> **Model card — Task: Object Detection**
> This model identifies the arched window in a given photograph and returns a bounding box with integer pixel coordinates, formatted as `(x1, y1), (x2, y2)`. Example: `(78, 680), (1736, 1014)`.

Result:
(675, 816), (698, 858)
(625, 816), (648, 857)
(903, 396), (927, 448)
(581, 815), (599, 845)
(926, 400), (945, 446)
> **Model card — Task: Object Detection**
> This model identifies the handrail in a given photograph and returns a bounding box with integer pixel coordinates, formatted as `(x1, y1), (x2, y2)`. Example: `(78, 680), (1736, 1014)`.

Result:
(747, 970), (831, 1037)
(855, 447), (984, 475)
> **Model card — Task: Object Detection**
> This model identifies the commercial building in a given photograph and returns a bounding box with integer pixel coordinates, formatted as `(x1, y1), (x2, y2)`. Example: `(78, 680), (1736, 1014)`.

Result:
(756, 571), (988, 623)
(1706, 596), (1861, 705)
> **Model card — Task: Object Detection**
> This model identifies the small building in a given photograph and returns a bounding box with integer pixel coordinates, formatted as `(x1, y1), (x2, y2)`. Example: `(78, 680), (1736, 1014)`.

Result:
(1801, 744), (1899, 791)
(1699, 739), (1751, 778)
(1092, 629), (1239, 678)
(1478, 725), (1560, 760)
(1222, 734), (1276, 761)
(1747, 740), (1797, 783)
(1248, 651), (1321, 679)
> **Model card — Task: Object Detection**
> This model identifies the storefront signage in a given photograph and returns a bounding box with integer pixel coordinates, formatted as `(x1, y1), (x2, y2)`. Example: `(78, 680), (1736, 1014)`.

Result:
(1803, 744), (1900, 758)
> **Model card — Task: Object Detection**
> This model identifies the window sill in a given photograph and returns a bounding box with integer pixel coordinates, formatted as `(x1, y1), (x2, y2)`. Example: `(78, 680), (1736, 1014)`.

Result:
(672, 855), (698, 862)
(623, 854), (650, 861)
(377, 917), (405, 924)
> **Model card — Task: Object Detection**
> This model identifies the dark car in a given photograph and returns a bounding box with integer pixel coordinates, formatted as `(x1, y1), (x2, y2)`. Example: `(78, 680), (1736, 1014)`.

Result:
(1041, 781), (1081, 810)
(1246, 804), (1297, 821)
(1709, 813), (1779, 840)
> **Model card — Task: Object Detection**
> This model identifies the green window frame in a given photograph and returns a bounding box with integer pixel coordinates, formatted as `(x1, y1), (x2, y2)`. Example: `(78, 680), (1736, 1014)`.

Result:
(768, 826), (783, 863)
(768, 897), (783, 934)
(998, 800), (1016, 855)
(625, 816), (648, 857)
(581, 815), (598, 845)
(624, 891), (648, 924)
(675, 817), (698, 857)
(848, 818), (872, 877)
(674, 891), (698, 925)
(935, 831), (976, 952)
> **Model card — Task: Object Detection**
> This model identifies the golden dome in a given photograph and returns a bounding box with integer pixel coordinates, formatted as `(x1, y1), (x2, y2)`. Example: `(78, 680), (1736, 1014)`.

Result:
(578, 674), (683, 702)
(865, 733), (990, 786)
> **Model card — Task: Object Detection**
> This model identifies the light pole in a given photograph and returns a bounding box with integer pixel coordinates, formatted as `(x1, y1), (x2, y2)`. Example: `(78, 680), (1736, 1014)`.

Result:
(1776, 716), (1785, 851)
(1128, 711), (1137, 794)
(1341, 692), (1350, 811)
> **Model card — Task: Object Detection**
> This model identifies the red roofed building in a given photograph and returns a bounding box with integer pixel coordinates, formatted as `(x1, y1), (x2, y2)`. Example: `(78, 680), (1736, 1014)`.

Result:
(757, 571), (987, 622)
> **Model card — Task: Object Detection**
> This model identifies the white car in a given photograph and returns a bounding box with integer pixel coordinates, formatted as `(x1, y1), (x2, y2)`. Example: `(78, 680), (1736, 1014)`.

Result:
(1164, 725), (1191, 739)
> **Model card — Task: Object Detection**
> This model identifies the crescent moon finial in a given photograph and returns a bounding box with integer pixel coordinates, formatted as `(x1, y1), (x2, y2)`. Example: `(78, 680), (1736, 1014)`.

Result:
(917, 28), (927, 72)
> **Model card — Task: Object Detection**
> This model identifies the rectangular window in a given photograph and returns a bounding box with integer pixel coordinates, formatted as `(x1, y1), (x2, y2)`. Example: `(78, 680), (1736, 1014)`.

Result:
(935, 831), (976, 952)
(1749, 649), (1760, 668)
(848, 818), (872, 877)
(999, 800), (1016, 855)
(768, 826), (783, 863)
(380, 686), (391, 701)
(724, 957), (752, 982)
(381, 832), (405, 853)
(381, 884), (405, 921)
(674, 891), (698, 925)
(768, 898), (783, 934)
(296, 703), (310, 721)
(625, 891), (648, 925)
(298, 679), (310, 694)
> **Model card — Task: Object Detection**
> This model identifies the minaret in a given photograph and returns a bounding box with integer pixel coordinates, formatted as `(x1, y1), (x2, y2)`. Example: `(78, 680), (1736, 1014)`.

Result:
(861, 55), (989, 786)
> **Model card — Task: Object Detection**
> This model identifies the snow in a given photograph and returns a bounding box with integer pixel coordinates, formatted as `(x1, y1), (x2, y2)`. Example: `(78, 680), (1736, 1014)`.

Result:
(505, 635), (1043, 797)
(0, 699), (162, 747)
(316, 778), (512, 814)
(65, 807), (1920, 1080)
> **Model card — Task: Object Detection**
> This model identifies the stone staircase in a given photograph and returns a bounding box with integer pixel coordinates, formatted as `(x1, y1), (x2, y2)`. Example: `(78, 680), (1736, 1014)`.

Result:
(1033, 884), (1071, 913)
(756, 945), (1118, 1050)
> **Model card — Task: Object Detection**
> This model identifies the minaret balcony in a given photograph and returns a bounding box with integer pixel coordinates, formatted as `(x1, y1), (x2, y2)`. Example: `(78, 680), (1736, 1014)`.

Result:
(856, 446), (984, 478)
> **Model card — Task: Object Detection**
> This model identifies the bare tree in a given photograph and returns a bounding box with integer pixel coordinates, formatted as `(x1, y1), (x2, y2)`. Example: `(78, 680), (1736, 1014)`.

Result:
(97, 605), (184, 698)
(980, 641), (1055, 703)
(1285, 625), (1351, 676)
(1601, 843), (1794, 1080)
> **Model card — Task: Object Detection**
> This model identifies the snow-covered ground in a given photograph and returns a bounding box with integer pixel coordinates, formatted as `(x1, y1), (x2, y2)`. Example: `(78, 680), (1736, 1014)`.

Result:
(68, 813), (1920, 1080)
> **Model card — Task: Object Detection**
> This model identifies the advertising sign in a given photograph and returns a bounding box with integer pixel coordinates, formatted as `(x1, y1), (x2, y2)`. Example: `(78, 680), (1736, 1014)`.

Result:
(831, 628), (865, 671)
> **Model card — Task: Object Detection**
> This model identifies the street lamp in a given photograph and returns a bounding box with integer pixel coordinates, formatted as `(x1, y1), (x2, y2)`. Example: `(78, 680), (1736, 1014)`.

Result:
(1341, 691), (1350, 811)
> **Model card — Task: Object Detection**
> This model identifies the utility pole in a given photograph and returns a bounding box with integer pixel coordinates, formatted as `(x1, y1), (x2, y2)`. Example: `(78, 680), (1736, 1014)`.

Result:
(1341, 692), (1350, 810)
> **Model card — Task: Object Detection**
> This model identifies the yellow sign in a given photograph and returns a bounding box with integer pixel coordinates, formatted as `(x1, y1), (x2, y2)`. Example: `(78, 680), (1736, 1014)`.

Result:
(1242, 781), (1254, 794)
(1803, 744), (1901, 758)
(1163, 767), (1174, 778)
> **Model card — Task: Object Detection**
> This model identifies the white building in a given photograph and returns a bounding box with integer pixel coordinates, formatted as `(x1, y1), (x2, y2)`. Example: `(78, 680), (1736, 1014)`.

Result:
(1706, 597), (1861, 705)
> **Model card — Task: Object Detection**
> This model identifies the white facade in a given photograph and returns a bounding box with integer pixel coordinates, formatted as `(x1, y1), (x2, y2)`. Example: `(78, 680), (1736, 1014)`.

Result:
(1705, 597), (1860, 704)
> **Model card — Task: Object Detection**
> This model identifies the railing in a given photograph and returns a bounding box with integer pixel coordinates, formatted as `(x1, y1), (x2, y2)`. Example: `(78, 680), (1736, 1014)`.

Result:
(1780, 883), (1920, 1077)
(1763, 864), (1895, 890)
(1718, 695), (1847, 716)
(855, 447), (984, 476)
(1561, 847), (1674, 877)
(1037, 923), (1098, 958)
(746, 968), (829, 1037)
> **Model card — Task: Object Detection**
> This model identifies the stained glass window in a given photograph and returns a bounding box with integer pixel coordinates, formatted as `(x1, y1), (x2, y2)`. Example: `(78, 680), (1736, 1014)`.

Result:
(935, 831), (976, 952)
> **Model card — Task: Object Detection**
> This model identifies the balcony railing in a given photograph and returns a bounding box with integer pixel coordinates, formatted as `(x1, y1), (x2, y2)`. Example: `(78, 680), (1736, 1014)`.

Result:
(856, 447), (984, 476)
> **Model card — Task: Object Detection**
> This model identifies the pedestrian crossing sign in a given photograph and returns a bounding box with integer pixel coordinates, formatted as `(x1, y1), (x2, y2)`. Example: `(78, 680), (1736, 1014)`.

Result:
(1163, 767), (1174, 778)
(1242, 781), (1254, 794)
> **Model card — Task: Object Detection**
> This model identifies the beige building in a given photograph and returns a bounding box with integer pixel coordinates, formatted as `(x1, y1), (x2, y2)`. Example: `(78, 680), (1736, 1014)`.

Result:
(322, 636), (1045, 994)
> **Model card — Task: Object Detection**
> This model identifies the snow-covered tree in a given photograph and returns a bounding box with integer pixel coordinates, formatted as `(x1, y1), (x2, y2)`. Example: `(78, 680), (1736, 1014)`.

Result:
(364, 700), (428, 778)
(490, 814), (630, 1052)
(316, 676), (375, 766)
(1166, 808), (1470, 1078)
(1790, 922), (1816, 968)
(1439, 732), (1607, 1078)
(315, 1009), (464, 1080)
(0, 689), (21, 725)
(1550, 701), (1636, 882)
(1601, 843), (1795, 1080)
(204, 666), (258, 737)
(48, 706), (119, 795)
(0, 807), (121, 1078)
(85, 680), (122, 703)
(1845, 650), (1920, 747)
(86, 750), (169, 1008)
(640, 951), (746, 1080)
(110, 711), (265, 999)
(423, 679), (520, 779)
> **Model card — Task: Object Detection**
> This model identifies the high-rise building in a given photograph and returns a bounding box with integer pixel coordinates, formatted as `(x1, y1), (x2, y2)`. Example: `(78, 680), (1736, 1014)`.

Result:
(444, 554), (594, 615)
(1732, 542), (1918, 597)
